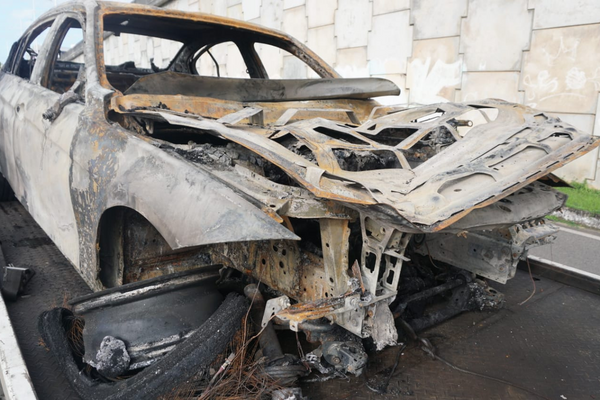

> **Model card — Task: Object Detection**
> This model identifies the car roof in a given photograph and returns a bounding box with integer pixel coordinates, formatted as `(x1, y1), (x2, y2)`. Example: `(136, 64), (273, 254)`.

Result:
(27, 0), (339, 80)
(34, 0), (300, 45)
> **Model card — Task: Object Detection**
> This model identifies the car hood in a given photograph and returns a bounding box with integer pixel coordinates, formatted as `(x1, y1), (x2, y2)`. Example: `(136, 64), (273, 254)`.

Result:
(112, 96), (600, 232)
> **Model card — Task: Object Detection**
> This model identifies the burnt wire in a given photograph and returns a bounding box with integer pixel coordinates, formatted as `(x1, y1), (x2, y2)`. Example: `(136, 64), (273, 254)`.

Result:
(424, 240), (445, 271)
(199, 266), (304, 400)
(367, 343), (407, 394)
(386, 344), (407, 387)
(397, 317), (548, 399)
(203, 274), (264, 393)
(66, 315), (85, 358)
(196, 312), (284, 400)
(186, 268), (288, 399)
(519, 258), (537, 306)
(422, 346), (549, 400)
(195, 324), (285, 400)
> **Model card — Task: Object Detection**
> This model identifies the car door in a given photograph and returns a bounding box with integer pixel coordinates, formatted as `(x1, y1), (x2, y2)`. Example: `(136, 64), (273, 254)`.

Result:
(3, 14), (84, 267)
(0, 20), (53, 198)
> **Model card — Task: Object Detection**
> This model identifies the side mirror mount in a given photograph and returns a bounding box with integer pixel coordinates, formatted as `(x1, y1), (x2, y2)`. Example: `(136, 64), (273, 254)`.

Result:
(43, 65), (85, 122)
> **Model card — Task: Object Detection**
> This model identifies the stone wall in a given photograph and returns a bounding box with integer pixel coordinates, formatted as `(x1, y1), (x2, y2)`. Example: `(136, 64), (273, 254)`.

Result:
(103, 0), (600, 187)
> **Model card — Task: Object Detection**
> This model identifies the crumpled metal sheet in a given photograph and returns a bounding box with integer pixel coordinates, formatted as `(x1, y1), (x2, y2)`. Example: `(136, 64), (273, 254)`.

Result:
(115, 98), (599, 232)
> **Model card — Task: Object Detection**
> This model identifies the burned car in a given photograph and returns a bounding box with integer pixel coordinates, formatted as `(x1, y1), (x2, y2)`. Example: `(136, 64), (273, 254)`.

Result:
(1, 0), (599, 396)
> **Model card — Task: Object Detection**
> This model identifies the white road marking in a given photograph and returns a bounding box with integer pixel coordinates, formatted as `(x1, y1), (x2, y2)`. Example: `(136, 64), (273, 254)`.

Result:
(528, 255), (600, 282)
(559, 226), (600, 242)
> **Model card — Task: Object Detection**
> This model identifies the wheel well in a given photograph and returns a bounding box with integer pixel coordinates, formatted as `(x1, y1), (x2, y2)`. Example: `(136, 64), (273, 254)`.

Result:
(97, 206), (212, 288)
(97, 207), (170, 288)
(97, 207), (126, 288)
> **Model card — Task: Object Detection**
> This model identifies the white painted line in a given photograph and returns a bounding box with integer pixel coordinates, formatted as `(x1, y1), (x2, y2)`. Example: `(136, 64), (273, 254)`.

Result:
(528, 255), (600, 282)
(559, 226), (600, 242)
(0, 294), (38, 400)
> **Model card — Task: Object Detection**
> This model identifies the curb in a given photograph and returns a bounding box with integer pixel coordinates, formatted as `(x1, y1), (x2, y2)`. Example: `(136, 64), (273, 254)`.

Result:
(551, 207), (600, 231)
(521, 256), (600, 296)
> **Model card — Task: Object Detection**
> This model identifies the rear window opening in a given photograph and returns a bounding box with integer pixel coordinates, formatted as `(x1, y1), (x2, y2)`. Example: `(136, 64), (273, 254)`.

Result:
(71, 13), (399, 103)
(92, 13), (328, 93)
(101, 32), (183, 92)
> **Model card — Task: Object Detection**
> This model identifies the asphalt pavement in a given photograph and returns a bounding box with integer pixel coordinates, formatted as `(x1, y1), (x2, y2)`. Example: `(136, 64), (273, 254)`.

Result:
(529, 221), (600, 276)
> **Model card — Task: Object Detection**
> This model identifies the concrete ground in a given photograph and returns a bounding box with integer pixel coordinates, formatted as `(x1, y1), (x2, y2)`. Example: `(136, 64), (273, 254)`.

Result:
(303, 268), (600, 399)
(529, 221), (600, 276)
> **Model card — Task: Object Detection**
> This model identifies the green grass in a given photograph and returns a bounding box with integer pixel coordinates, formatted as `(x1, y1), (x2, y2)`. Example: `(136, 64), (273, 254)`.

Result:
(555, 181), (600, 216)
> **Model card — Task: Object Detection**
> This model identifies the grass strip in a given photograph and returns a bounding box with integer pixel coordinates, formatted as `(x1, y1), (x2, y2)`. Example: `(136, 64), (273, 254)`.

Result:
(556, 182), (600, 216)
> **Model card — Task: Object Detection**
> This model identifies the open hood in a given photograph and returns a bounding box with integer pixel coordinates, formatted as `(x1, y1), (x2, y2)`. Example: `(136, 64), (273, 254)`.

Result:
(113, 97), (599, 232)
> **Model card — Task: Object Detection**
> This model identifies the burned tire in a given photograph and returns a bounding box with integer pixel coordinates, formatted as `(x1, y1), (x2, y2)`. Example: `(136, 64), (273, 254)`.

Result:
(0, 173), (14, 201)
(39, 292), (249, 400)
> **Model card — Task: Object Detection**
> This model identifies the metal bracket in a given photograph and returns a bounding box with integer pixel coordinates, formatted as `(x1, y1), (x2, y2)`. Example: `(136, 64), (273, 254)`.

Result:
(264, 294), (364, 332)
(1, 264), (35, 301)
(262, 295), (291, 328)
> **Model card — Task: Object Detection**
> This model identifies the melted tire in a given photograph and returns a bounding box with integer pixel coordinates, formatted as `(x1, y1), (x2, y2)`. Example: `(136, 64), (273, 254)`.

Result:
(38, 292), (248, 400)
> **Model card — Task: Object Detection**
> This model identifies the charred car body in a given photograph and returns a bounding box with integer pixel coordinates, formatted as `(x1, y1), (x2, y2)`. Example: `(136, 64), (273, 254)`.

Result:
(1, 0), (599, 389)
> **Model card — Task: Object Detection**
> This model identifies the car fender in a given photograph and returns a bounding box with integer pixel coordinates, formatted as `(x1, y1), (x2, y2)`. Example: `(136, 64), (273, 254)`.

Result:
(69, 113), (298, 289)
